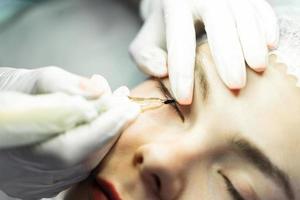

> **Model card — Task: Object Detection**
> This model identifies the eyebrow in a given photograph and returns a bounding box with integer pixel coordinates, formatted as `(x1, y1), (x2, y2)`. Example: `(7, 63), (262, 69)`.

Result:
(195, 65), (209, 101)
(230, 138), (294, 200)
(157, 80), (185, 122)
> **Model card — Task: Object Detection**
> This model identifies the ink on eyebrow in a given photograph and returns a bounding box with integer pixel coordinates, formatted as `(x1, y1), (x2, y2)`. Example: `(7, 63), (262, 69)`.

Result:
(129, 96), (185, 122)
(128, 79), (185, 122)
(128, 96), (178, 111)
(157, 79), (173, 99)
(157, 79), (185, 122)
(163, 99), (176, 104)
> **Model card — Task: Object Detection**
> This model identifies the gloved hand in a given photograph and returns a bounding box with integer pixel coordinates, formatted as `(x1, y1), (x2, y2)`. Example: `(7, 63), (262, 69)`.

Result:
(0, 66), (114, 148)
(0, 67), (141, 200)
(0, 91), (99, 148)
(0, 66), (106, 98)
(130, 0), (279, 104)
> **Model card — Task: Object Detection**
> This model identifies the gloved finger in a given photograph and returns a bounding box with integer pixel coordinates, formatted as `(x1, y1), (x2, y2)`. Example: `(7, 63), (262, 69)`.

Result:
(92, 86), (132, 113)
(34, 102), (141, 167)
(249, 0), (279, 49)
(229, 0), (268, 72)
(36, 66), (105, 99)
(129, 11), (168, 77)
(163, 0), (196, 105)
(140, 0), (161, 20)
(202, 2), (246, 89)
(90, 74), (112, 95)
(113, 86), (130, 97)
(0, 92), (97, 148)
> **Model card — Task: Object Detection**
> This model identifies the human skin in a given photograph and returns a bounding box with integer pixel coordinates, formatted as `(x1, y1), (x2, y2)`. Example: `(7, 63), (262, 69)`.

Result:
(66, 42), (300, 200)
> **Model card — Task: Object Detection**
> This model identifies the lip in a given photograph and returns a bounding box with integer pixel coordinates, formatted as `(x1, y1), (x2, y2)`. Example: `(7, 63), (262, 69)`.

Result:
(92, 177), (122, 200)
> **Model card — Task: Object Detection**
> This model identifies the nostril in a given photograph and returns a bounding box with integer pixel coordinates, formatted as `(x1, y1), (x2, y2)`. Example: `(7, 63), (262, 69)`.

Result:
(151, 174), (162, 192)
(136, 155), (144, 164)
(134, 144), (185, 199)
(134, 154), (144, 166)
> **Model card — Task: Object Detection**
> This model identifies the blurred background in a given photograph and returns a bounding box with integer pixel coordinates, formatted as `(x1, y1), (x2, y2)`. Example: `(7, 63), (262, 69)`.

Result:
(0, 0), (146, 90)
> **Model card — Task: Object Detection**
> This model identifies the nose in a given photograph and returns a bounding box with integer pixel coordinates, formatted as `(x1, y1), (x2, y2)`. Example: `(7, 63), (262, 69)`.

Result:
(134, 143), (191, 200)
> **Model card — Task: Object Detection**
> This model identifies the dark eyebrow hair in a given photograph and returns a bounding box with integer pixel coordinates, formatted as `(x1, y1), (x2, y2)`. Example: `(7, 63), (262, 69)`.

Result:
(195, 65), (209, 101)
(230, 138), (294, 200)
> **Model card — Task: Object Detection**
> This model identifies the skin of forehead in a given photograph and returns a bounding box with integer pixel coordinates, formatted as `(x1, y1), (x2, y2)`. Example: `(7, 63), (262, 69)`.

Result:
(194, 41), (300, 197)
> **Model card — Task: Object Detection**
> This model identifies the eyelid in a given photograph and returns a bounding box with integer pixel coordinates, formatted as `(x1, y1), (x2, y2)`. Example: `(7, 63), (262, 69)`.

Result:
(218, 171), (245, 200)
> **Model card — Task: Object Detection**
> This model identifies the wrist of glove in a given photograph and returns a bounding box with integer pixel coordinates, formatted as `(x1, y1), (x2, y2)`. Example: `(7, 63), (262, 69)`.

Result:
(0, 67), (38, 93)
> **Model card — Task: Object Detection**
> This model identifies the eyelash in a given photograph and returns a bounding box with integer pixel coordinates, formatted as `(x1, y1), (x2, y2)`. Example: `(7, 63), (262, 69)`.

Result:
(218, 171), (245, 200)
(157, 79), (185, 122)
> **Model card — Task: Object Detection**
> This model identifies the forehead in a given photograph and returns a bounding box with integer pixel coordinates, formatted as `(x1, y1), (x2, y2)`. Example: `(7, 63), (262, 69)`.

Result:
(195, 43), (300, 185)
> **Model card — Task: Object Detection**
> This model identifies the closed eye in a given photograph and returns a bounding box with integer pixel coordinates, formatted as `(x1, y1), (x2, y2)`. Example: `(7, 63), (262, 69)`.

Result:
(218, 171), (245, 200)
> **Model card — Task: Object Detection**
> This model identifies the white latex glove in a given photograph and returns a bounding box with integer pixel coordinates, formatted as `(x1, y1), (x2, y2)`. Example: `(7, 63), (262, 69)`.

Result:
(0, 66), (105, 98)
(0, 67), (141, 200)
(0, 66), (112, 147)
(130, 0), (279, 104)
(0, 92), (99, 148)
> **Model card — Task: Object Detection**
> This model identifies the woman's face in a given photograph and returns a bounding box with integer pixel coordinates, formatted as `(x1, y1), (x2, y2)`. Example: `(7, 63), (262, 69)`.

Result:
(68, 43), (300, 200)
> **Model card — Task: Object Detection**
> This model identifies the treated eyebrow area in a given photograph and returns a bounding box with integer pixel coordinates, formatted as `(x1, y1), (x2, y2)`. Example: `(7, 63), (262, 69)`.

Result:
(195, 65), (209, 101)
(231, 138), (294, 200)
